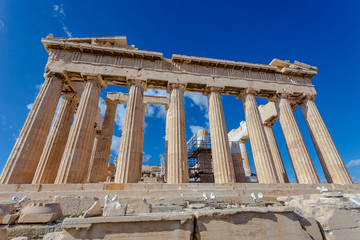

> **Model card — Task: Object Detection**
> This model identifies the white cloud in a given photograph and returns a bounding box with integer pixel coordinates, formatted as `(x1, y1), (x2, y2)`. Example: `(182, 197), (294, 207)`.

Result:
(156, 105), (166, 118)
(111, 135), (121, 155)
(35, 83), (43, 91)
(346, 159), (360, 168)
(98, 97), (106, 117)
(52, 3), (72, 38)
(143, 153), (152, 163)
(145, 104), (155, 117)
(144, 89), (168, 119)
(62, 25), (72, 38)
(184, 92), (208, 110)
(144, 89), (169, 97)
(189, 125), (206, 135)
(26, 103), (34, 110)
(0, 20), (4, 28)
(204, 112), (209, 120)
(115, 104), (126, 130)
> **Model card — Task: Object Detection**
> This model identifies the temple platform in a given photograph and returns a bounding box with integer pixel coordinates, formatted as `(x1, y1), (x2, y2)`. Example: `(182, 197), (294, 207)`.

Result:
(0, 183), (359, 206)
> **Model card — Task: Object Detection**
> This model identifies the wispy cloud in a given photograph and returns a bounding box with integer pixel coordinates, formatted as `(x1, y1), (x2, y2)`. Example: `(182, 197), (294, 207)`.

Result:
(52, 3), (72, 38)
(111, 135), (121, 155)
(98, 97), (107, 117)
(184, 92), (208, 111)
(115, 104), (126, 130)
(0, 20), (4, 29)
(346, 159), (360, 168)
(26, 103), (34, 110)
(189, 125), (206, 135)
(143, 153), (152, 163)
(144, 89), (168, 119)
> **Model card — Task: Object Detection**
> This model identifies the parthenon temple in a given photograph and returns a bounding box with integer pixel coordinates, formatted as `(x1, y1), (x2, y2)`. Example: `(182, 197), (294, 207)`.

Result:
(1, 34), (360, 239)
(0, 35), (353, 186)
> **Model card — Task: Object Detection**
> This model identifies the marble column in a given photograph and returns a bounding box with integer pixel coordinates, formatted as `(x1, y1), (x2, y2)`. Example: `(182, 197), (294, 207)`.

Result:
(0, 76), (63, 184)
(274, 95), (319, 183)
(230, 142), (246, 182)
(55, 80), (102, 184)
(207, 89), (235, 183)
(88, 99), (117, 183)
(32, 90), (80, 184)
(166, 84), (189, 183)
(136, 103), (146, 181)
(115, 81), (145, 183)
(300, 96), (352, 184)
(164, 106), (169, 182)
(87, 129), (101, 183)
(239, 139), (252, 177)
(242, 91), (278, 183)
(263, 122), (289, 183)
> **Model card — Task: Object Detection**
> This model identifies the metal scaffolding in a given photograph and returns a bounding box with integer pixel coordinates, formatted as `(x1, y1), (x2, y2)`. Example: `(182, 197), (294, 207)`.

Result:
(187, 132), (214, 182)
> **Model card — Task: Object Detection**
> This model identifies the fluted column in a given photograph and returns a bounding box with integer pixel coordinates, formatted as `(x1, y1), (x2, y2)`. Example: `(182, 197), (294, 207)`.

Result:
(136, 103), (146, 181)
(0, 76), (63, 184)
(207, 89), (235, 183)
(115, 81), (145, 183)
(242, 90), (278, 183)
(88, 99), (117, 183)
(301, 96), (352, 184)
(273, 95), (319, 183)
(166, 84), (189, 183)
(164, 106), (169, 182)
(32, 87), (82, 184)
(55, 79), (102, 184)
(229, 142), (246, 182)
(263, 122), (289, 183)
(87, 129), (101, 182)
(239, 139), (252, 177)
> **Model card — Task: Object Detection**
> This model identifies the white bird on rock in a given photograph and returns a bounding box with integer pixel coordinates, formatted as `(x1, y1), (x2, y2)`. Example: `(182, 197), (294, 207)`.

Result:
(258, 193), (264, 199)
(210, 192), (216, 199)
(251, 193), (257, 201)
(105, 195), (110, 201)
(19, 196), (28, 203)
(202, 193), (208, 201)
(10, 196), (18, 204)
(112, 195), (118, 201)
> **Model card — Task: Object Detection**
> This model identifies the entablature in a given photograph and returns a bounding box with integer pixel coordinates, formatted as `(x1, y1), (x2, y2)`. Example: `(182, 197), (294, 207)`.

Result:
(42, 35), (318, 99)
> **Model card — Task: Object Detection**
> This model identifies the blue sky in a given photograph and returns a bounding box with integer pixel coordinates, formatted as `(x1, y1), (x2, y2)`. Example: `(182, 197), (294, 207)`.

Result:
(0, 0), (359, 183)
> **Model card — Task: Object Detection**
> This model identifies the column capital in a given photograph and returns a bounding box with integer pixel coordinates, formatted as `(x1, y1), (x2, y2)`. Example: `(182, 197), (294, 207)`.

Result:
(236, 87), (259, 99)
(167, 83), (186, 93)
(105, 98), (118, 106)
(264, 121), (275, 127)
(127, 79), (147, 91)
(301, 94), (316, 102)
(238, 138), (248, 144)
(203, 86), (223, 96)
(83, 74), (107, 88)
(61, 91), (77, 101)
(268, 92), (290, 102)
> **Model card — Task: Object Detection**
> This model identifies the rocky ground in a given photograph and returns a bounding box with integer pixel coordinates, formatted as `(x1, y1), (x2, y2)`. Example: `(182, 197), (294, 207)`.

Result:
(0, 190), (359, 239)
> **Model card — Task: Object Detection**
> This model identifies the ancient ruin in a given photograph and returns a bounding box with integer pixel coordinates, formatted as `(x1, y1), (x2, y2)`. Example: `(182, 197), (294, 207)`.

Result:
(0, 35), (359, 239)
